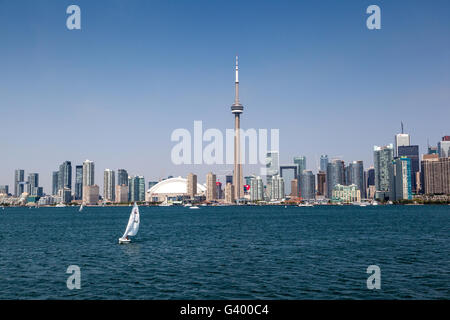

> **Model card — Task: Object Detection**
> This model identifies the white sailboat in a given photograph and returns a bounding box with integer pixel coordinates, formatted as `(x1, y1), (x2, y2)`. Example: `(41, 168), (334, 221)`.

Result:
(79, 204), (84, 212)
(118, 203), (140, 244)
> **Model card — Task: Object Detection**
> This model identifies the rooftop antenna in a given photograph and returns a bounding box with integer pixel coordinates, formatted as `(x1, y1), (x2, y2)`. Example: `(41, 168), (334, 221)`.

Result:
(401, 121), (404, 134)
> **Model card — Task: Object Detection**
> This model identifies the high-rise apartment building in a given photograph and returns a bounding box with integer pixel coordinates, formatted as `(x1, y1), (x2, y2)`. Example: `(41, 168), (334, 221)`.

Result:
(316, 171), (326, 196)
(103, 169), (115, 202)
(300, 170), (315, 200)
(115, 184), (129, 203)
(83, 185), (99, 205)
(75, 165), (83, 200)
(326, 160), (345, 199)
(270, 175), (285, 200)
(117, 169), (128, 186)
(52, 171), (59, 195)
(206, 172), (217, 201)
(225, 183), (235, 204)
(187, 173), (197, 198)
(348, 160), (365, 198)
(421, 157), (450, 195)
(250, 176), (264, 201)
(373, 144), (394, 200)
(319, 155), (328, 172)
(14, 169), (25, 197)
(27, 173), (39, 195)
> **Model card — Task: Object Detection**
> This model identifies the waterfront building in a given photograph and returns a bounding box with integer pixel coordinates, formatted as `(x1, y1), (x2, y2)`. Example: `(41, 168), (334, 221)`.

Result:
(326, 160), (345, 199)
(128, 175), (145, 202)
(300, 170), (315, 200)
(225, 183), (235, 204)
(14, 169), (25, 197)
(373, 144), (394, 200)
(320, 155), (328, 172)
(187, 173), (197, 198)
(316, 171), (326, 196)
(398, 145), (419, 193)
(117, 169), (128, 186)
(115, 184), (129, 203)
(332, 184), (361, 203)
(75, 165), (83, 200)
(392, 157), (412, 201)
(206, 172), (217, 201)
(83, 185), (99, 205)
(103, 169), (115, 202)
(421, 156), (450, 195)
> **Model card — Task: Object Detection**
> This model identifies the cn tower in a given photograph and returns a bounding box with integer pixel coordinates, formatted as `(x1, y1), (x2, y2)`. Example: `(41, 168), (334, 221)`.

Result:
(231, 56), (244, 200)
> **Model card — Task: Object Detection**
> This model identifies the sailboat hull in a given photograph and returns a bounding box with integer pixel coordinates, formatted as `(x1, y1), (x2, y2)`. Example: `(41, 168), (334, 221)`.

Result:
(118, 238), (131, 244)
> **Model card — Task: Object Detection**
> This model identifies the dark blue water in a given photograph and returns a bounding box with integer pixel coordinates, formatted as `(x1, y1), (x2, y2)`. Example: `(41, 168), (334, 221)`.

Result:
(0, 205), (448, 299)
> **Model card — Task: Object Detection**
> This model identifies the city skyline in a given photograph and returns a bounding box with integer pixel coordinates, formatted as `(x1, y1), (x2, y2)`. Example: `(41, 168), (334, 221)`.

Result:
(1, 0), (449, 193)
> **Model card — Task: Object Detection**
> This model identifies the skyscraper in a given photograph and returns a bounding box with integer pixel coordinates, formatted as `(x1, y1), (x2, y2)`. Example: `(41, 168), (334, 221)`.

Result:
(103, 169), (115, 202)
(206, 172), (217, 201)
(348, 160), (365, 198)
(187, 173), (197, 198)
(395, 135), (410, 157)
(27, 173), (39, 195)
(373, 144), (394, 200)
(250, 176), (264, 201)
(128, 175), (145, 202)
(392, 157), (412, 201)
(117, 169), (129, 186)
(0, 185), (9, 195)
(437, 136), (450, 158)
(294, 156), (307, 176)
(326, 160), (345, 199)
(300, 170), (315, 200)
(75, 165), (83, 200)
(316, 171), (326, 196)
(398, 145), (419, 193)
(52, 171), (59, 195)
(319, 155), (328, 172)
(225, 183), (235, 204)
(58, 161), (72, 192)
(421, 157), (450, 195)
(270, 175), (285, 200)
(82, 160), (95, 186)
(231, 56), (244, 200)
(394, 123), (410, 157)
(14, 169), (24, 197)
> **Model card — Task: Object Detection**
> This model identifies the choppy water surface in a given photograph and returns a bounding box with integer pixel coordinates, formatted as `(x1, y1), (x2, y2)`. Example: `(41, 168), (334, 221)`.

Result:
(0, 205), (448, 299)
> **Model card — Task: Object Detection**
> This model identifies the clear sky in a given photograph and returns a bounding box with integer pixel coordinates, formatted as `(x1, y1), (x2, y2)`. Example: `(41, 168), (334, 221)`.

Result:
(0, 0), (449, 193)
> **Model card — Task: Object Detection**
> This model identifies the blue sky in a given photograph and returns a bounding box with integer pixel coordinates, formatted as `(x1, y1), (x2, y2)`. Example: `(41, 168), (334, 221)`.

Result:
(0, 0), (449, 192)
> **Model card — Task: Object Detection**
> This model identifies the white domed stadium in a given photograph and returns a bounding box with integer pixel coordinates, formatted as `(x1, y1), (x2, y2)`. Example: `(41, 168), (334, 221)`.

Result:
(145, 176), (206, 202)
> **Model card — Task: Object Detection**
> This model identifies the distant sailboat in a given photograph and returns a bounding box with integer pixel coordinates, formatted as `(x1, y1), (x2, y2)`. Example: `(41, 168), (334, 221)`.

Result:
(79, 204), (84, 212)
(118, 203), (140, 244)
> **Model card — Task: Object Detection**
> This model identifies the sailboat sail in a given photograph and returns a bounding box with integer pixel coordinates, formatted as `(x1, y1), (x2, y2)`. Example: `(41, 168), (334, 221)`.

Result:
(122, 204), (140, 239)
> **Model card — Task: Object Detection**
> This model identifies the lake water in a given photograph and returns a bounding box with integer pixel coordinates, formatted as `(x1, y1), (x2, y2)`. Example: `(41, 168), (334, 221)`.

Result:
(0, 205), (449, 299)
